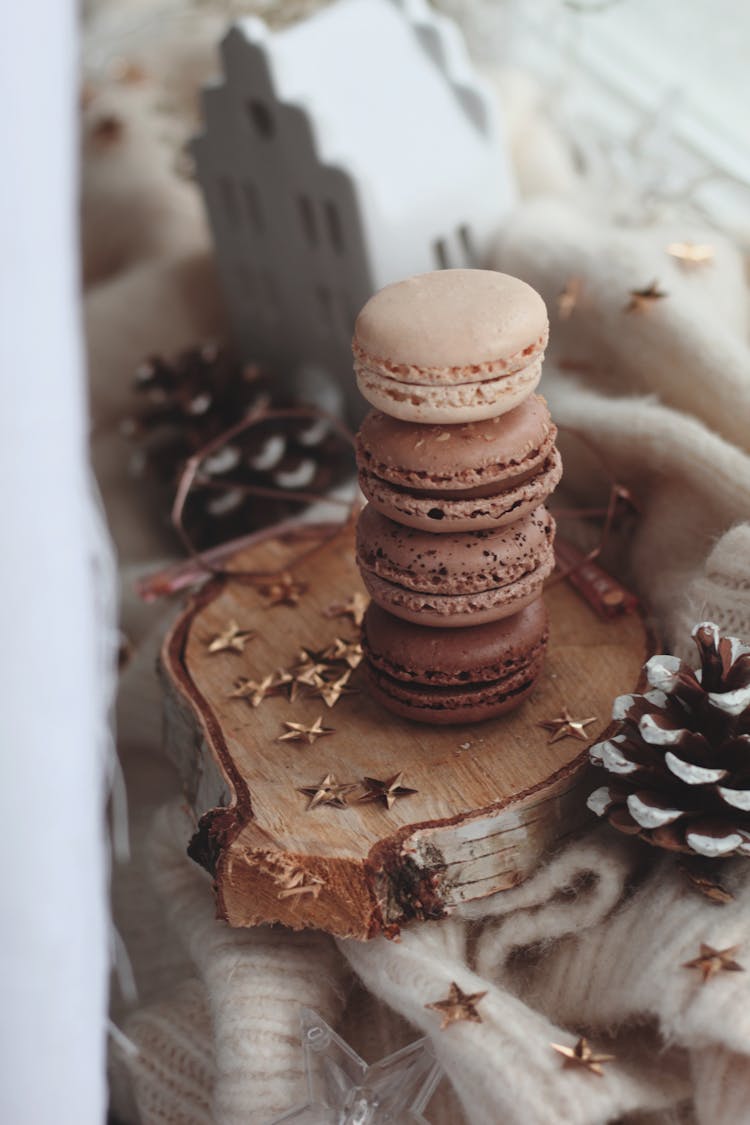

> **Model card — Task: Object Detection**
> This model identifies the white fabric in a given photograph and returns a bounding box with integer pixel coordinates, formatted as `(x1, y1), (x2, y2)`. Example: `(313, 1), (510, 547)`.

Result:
(0, 2), (113, 1122)
(82, 2), (750, 1122)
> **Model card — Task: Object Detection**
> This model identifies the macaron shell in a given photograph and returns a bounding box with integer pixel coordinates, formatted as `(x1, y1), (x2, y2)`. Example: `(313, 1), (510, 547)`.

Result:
(353, 269), (548, 379)
(357, 504), (554, 594)
(360, 446), (562, 534)
(356, 396), (555, 490)
(355, 357), (542, 424)
(365, 662), (541, 725)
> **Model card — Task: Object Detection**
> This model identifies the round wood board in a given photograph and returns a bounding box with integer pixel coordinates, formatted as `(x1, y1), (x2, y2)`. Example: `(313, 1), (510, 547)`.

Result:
(161, 524), (651, 940)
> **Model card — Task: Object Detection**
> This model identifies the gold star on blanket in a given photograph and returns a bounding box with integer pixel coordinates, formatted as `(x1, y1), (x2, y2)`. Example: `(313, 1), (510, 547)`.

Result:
(207, 619), (255, 654)
(683, 943), (744, 983)
(261, 573), (308, 607)
(666, 241), (714, 267)
(227, 674), (275, 707)
(298, 773), (357, 810)
(625, 281), (668, 312)
(278, 716), (335, 745)
(325, 592), (369, 627)
(425, 982), (487, 1030)
(539, 708), (597, 743)
(358, 772), (418, 810)
(557, 276), (582, 321)
(551, 1037), (615, 1076)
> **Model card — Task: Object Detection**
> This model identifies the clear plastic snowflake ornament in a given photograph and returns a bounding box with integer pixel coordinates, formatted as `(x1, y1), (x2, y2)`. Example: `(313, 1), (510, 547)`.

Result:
(268, 1008), (442, 1124)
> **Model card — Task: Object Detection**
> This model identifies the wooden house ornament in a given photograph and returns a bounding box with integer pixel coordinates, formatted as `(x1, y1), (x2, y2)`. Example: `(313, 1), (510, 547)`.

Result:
(192, 0), (516, 416)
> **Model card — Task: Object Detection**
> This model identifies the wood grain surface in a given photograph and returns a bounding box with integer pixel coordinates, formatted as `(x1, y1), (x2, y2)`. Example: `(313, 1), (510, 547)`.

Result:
(161, 523), (651, 940)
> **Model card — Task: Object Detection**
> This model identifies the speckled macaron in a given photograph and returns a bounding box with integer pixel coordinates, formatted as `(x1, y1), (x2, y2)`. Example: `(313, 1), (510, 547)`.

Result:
(362, 598), (549, 725)
(353, 269), (548, 424)
(356, 503), (555, 628)
(356, 394), (562, 534)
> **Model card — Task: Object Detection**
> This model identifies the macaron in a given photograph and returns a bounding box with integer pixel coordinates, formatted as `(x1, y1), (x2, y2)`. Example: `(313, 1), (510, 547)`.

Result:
(356, 503), (555, 628)
(355, 394), (562, 533)
(353, 269), (548, 424)
(362, 599), (549, 725)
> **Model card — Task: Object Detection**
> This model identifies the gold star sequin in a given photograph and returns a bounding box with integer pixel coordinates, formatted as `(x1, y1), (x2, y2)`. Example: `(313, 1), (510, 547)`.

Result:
(294, 660), (330, 687)
(207, 619), (255, 654)
(551, 1037), (615, 1077)
(268, 668), (304, 703)
(358, 772), (418, 810)
(228, 674), (275, 707)
(261, 573), (307, 607)
(325, 593), (368, 627)
(625, 281), (668, 313)
(322, 637), (364, 670)
(683, 943), (744, 983)
(557, 276), (582, 321)
(298, 772), (358, 810)
(425, 982), (487, 1030)
(311, 669), (357, 708)
(667, 241), (714, 267)
(539, 709), (597, 743)
(278, 716), (335, 745)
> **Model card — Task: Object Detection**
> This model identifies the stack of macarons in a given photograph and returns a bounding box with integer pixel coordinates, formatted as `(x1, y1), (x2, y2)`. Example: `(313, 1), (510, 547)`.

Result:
(352, 269), (561, 725)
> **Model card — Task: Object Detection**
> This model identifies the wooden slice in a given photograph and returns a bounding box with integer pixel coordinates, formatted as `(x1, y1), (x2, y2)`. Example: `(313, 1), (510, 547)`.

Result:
(161, 523), (651, 940)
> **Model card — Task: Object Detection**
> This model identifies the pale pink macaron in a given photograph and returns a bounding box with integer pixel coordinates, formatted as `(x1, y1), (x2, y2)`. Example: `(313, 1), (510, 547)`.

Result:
(356, 503), (555, 628)
(353, 269), (548, 424)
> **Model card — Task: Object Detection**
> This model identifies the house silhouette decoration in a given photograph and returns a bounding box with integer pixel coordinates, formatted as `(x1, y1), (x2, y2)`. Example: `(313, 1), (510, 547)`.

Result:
(192, 0), (516, 417)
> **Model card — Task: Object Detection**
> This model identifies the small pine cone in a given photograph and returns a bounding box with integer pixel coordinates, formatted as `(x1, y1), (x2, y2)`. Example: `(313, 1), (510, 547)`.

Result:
(588, 622), (750, 858)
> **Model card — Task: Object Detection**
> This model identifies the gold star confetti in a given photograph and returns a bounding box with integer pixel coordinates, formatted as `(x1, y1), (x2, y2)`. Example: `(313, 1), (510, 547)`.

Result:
(683, 943), (744, 983)
(260, 573), (308, 607)
(667, 241), (714, 267)
(278, 716), (335, 745)
(358, 772), (418, 810)
(268, 668), (303, 703)
(425, 982), (487, 1030)
(325, 592), (368, 627)
(557, 276), (583, 321)
(207, 619), (255, 654)
(322, 637), (364, 670)
(298, 772), (358, 810)
(539, 708), (597, 743)
(681, 863), (734, 905)
(112, 59), (149, 84)
(227, 674), (276, 707)
(294, 660), (330, 687)
(311, 669), (357, 708)
(625, 280), (668, 313)
(551, 1037), (615, 1077)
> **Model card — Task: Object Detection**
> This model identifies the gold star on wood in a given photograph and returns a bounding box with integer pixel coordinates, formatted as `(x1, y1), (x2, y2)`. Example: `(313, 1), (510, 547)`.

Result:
(625, 281), (668, 313)
(311, 669), (357, 708)
(269, 668), (303, 703)
(227, 674), (275, 707)
(298, 772), (358, 810)
(207, 619), (255, 654)
(358, 772), (418, 810)
(425, 982), (487, 1030)
(278, 716), (335, 745)
(557, 276), (582, 321)
(683, 943), (744, 983)
(325, 592), (368, 627)
(667, 241), (714, 267)
(551, 1037), (615, 1077)
(260, 573), (307, 607)
(322, 637), (364, 670)
(294, 660), (330, 687)
(539, 708), (597, 743)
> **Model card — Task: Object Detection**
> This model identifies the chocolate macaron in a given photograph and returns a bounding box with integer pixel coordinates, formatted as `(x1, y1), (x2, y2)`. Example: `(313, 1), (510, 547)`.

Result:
(353, 270), (548, 424)
(356, 503), (555, 628)
(356, 394), (562, 533)
(362, 599), (549, 724)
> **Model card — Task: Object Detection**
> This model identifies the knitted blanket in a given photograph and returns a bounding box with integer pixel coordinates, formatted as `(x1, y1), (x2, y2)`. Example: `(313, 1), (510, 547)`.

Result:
(86, 3), (750, 1121)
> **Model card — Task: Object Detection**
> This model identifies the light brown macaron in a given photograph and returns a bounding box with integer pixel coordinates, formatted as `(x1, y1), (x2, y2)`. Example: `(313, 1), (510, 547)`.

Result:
(353, 269), (548, 424)
(356, 503), (555, 628)
(362, 598), (549, 725)
(356, 394), (562, 533)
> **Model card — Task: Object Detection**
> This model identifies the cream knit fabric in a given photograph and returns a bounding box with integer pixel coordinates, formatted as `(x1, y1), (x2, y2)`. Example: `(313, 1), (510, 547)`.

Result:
(88, 3), (750, 1122)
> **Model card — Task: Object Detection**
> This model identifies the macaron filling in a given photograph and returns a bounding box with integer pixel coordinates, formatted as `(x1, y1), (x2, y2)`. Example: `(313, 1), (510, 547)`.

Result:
(352, 333), (548, 388)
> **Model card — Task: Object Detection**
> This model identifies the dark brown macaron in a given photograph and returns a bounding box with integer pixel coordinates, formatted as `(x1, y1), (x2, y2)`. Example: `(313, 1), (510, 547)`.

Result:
(355, 394), (562, 534)
(362, 598), (549, 725)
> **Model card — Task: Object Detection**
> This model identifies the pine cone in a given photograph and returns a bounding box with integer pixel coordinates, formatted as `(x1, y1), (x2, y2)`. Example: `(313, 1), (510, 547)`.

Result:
(588, 622), (750, 858)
